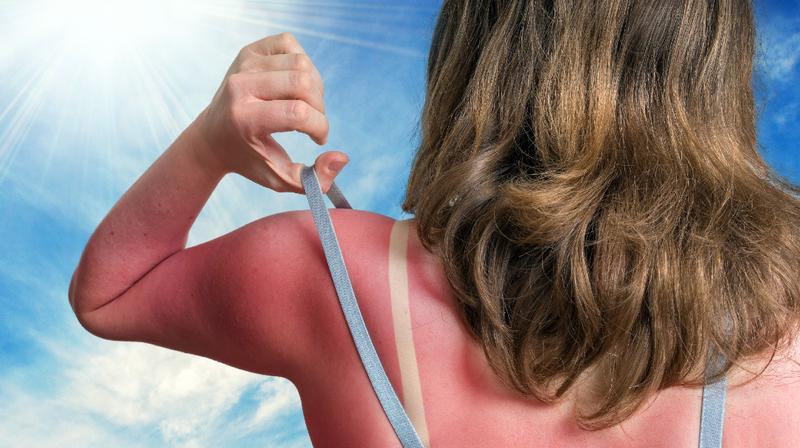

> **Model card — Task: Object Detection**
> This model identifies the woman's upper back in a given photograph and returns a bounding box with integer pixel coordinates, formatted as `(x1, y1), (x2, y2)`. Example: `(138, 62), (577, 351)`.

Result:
(281, 208), (800, 447)
(73, 191), (800, 446)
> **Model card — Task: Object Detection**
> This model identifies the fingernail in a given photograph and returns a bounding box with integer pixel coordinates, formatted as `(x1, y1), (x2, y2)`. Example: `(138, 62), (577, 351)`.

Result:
(329, 161), (346, 173)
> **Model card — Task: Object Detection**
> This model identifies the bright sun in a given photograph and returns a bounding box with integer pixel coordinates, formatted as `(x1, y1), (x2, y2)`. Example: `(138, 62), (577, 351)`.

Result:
(36, 0), (210, 66)
(0, 0), (251, 180)
(0, 0), (422, 184)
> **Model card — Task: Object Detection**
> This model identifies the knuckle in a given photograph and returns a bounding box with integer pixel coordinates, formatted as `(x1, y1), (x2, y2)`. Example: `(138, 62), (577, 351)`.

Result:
(286, 100), (309, 123)
(238, 57), (255, 72)
(277, 32), (296, 45)
(237, 44), (254, 60)
(226, 72), (245, 94)
(290, 70), (313, 92)
(293, 53), (311, 71)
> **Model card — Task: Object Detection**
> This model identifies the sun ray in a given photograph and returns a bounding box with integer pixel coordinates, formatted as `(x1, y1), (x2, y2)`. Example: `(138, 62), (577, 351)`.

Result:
(200, 7), (426, 57)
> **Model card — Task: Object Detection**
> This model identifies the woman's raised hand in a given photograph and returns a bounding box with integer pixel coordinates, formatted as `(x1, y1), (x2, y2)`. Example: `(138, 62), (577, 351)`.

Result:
(192, 32), (348, 194)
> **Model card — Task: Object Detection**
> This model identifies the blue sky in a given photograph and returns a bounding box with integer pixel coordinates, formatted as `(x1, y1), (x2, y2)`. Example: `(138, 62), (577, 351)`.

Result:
(0, 0), (797, 446)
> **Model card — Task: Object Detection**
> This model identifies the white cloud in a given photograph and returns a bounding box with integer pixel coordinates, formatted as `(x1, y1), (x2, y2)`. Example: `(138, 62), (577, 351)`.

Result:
(0, 385), (142, 448)
(239, 380), (305, 434)
(0, 333), (306, 447)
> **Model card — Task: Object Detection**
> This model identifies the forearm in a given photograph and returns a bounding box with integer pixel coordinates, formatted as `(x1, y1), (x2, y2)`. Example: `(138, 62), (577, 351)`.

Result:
(69, 118), (227, 314)
(69, 32), (345, 317)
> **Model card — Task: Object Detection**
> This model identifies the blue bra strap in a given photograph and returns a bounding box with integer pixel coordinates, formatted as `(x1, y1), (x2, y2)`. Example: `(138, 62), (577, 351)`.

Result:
(698, 352), (728, 448)
(301, 164), (425, 448)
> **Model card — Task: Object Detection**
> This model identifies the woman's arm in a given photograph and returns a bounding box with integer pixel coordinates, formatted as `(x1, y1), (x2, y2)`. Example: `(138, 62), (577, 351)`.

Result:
(68, 119), (224, 316)
(68, 32), (349, 376)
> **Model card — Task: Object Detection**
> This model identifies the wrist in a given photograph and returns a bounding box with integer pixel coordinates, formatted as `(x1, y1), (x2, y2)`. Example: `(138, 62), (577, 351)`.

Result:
(179, 113), (231, 180)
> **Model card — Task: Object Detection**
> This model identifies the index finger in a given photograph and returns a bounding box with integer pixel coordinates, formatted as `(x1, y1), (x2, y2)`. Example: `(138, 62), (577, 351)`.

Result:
(244, 32), (306, 56)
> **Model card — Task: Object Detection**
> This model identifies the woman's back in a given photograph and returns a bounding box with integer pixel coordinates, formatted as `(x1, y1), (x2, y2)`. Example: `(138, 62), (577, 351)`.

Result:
(285, 208), (800, 447)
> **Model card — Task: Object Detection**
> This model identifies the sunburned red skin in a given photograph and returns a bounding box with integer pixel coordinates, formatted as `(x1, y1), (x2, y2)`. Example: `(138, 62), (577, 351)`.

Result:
(68, 32), (800, 448)
(291, 210), (800, 448)
(71, 201), (800, 447)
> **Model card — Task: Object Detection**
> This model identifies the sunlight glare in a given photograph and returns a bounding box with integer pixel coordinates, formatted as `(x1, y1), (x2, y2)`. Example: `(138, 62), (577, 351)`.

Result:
(41, 0), (202, 65)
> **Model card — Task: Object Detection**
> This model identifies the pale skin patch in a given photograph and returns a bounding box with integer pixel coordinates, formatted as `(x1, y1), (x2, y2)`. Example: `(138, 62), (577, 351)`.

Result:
(389, 219), (431, 446)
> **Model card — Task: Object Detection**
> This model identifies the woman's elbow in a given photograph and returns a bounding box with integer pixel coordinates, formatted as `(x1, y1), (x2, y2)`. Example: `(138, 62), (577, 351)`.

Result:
(67, 267), (111, 339)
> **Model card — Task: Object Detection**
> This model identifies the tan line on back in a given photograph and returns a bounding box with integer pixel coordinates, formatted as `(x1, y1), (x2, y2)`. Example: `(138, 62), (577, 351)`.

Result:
(388, 219), (431, 446)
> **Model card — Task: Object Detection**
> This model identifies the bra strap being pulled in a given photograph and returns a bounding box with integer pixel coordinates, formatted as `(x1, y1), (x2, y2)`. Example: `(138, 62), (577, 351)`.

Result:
(300, 164), (425, 448)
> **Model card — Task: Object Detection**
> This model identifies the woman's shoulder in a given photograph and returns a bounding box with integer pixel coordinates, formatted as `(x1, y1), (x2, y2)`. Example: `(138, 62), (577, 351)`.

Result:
(249, 207), (399, 238)
(232, 207), (399, 257)
(149, 207), (405, 382)
(234, 206), (410, 345)
(241, 208), (406, 270)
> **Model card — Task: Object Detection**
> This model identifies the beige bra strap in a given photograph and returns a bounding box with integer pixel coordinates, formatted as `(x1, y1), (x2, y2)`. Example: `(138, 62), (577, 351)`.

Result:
(389, 220), (431, 446)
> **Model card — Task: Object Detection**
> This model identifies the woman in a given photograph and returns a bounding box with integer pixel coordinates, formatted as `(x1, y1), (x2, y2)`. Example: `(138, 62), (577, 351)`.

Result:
(69, 0), (800, 446)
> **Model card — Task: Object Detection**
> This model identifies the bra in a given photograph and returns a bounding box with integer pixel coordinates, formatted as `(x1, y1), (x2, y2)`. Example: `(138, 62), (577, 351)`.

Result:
(300, 164), (728, 448)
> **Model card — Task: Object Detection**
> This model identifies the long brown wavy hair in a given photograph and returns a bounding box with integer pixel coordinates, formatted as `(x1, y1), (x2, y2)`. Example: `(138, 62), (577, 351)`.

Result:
(402, 0), (800, 429)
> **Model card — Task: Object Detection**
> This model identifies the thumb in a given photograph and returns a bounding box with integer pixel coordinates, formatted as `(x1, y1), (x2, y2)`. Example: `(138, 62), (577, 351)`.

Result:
(313, 151), (349, 193)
